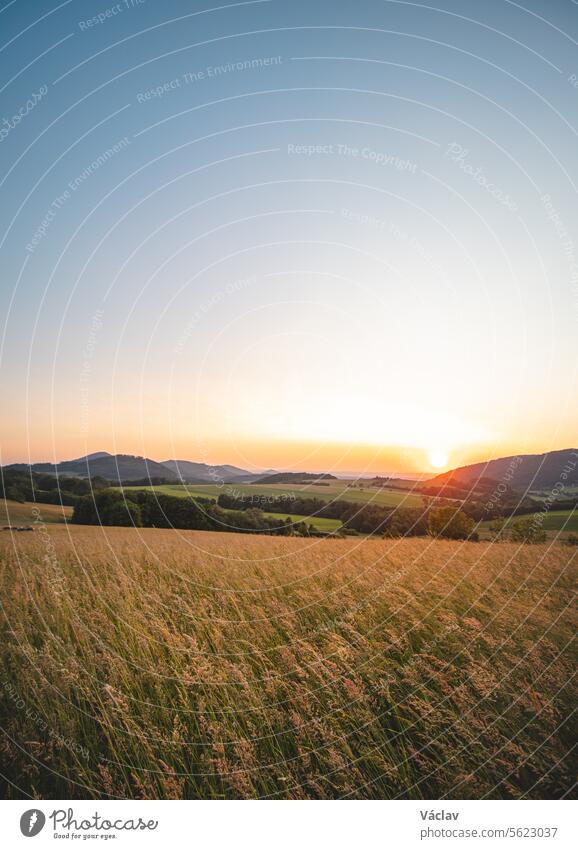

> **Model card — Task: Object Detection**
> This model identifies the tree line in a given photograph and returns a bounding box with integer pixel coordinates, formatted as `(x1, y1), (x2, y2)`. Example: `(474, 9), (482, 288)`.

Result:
(71, 489), (319, 536)
(0, 469), (109, 506)
(218, 492), (432, 537)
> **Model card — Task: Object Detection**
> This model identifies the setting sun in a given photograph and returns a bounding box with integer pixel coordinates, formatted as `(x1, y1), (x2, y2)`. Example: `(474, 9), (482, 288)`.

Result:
(428, 449), (450, 469)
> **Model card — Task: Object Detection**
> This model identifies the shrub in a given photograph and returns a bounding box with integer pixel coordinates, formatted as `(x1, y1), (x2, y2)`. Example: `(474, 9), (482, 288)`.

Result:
(4, 486), (26, 503)
(489, 518), (506, 541)
(510, 517), (547, 544)
(105, 500), (142, 527)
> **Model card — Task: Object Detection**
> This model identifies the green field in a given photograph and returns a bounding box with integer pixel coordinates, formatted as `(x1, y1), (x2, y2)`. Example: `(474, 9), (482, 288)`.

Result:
(260, 512), (341, 531)
(480, 508), (578, 537)
(116, 486), (345, 532)
(117, 481), (422, 532)
(119, 481), (424, 508)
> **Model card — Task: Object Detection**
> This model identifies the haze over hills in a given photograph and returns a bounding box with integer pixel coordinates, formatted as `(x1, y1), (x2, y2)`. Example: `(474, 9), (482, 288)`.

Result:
(428, 448), (578, 493)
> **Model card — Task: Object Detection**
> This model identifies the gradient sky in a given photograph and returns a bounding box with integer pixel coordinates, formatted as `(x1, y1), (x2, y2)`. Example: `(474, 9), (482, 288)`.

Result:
(1, 0), (577, 475)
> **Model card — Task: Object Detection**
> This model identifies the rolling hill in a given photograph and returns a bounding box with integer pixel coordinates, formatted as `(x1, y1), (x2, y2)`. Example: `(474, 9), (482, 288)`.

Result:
(6, 453), (180, 483)
(427, 448), (578, 493)
(254, 472), (338, 484)
(160, 459), (251, 482)
(5, 453), (259, 485)
(6, 448), (578, 495)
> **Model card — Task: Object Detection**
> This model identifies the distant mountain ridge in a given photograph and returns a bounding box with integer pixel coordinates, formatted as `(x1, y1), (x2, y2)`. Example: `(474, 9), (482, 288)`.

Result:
(5, 453), (258, 484)
(254, 472), (338, 484)
(427, 448), (578, 493)
(6, 453), (180, 483)
(161, 459), (253, 483)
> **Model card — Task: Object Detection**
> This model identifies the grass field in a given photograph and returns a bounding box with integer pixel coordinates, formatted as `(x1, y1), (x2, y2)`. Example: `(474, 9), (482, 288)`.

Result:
(479, 509), (578, 537)
(0, 499), (72, 526)
(120, 481), (424, 509)
(0, 526), (575, 800)
(260, 512), (342, 531)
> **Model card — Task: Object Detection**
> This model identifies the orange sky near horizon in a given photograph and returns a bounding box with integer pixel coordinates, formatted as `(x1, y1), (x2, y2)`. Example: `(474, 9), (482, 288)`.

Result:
(2, 0), (578, 484)
(2, 421), (576, 477)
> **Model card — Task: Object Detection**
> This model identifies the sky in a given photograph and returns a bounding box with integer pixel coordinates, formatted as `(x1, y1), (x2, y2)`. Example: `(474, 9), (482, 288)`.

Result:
(0, 0), (577, 476)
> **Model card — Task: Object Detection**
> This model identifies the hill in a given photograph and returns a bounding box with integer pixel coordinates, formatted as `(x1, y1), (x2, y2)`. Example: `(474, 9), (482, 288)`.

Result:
(5, 454), (256, 485)
(160, 459), (251, 483)
(7, 453), (179, 483)
(254, 472), (338, 484)
(428, 448), (578, 494)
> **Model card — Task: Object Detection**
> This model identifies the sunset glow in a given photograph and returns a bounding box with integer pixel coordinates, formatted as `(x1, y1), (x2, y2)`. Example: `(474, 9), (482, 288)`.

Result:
(428, 449), (450, 470)
(0, 0), (576, 478)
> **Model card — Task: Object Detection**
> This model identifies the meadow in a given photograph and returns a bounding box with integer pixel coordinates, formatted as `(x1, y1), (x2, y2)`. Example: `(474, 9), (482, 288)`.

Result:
(0, 525), (575, 800)
(259, 512), (342, 531)
(479, 509), (578, 538)
(119, 481), (424, 509)
(1, 499), (72, 526)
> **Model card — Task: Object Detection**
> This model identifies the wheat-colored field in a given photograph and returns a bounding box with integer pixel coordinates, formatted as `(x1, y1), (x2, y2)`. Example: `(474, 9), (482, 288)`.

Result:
(0, 525), (575, 800)
(1, 499), (72, 526)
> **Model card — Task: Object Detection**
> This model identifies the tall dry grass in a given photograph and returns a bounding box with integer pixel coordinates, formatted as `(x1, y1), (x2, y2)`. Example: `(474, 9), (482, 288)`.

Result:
(0, 525), (575, 799)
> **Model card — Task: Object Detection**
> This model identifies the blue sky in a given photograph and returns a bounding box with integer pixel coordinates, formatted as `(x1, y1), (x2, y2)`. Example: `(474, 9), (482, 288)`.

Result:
(1, 0), (577, 473)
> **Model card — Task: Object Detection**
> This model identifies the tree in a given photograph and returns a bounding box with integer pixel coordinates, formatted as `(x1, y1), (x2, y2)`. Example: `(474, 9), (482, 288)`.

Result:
(72, 489), (143, 526)
(105, 500), (142, 527)
(5, 486), (26, 503)
(428, 506), (475, 540)
(510, 517), (546, 544)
